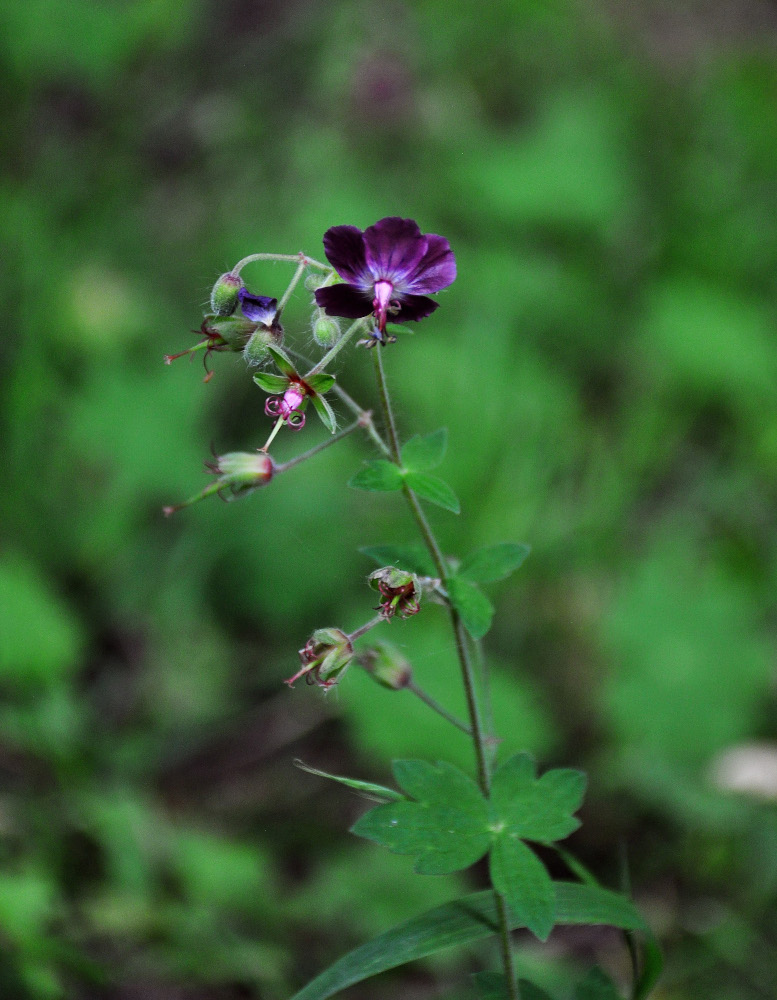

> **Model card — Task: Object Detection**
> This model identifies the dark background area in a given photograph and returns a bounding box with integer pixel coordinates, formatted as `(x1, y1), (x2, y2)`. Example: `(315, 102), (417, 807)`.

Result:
(2, 0), (777, 997)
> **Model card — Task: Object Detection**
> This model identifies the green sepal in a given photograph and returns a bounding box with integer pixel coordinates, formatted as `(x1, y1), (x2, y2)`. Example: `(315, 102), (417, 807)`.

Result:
(253, 371), (288, 393)
(311, 392), (337, 434)
(489, 835), (555, 940)
(266, 344), (297, 377)
(349, 461), (404, 492)
(293, 760), (405, 803)
(400, 428), (447, 473)
(447, 576), (494, 638)
(459, 543), (531, 583)
(405, 471), (460, 513)
(359, 544), (438, 577)
(306, 372), (335, 394)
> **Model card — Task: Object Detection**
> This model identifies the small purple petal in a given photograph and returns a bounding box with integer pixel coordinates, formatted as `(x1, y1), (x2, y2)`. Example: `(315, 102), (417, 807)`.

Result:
(315, 283), (373, 319)
(394, 294), (440, 323)
(322, 225), (370, 286)
(238, 289), (278, 325)
(363, 217), (427, 284)
(404, 234), (457, 294)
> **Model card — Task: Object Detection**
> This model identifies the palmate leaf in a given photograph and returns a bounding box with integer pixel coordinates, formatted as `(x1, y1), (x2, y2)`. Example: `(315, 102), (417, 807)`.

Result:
(288, 884), (646, 1000)
(489, 834), (555, 940)
(490, 753), (587, 842)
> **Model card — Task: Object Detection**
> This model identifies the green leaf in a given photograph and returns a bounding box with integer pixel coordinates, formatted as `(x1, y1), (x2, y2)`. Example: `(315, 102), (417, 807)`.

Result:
(459, 543), (531, 583)
(634, 933), (664, 1000)
(252, 371), (288, 393)
(489, 835), (555, 940)
(447, 576), (494, 639)
(288, 884), (645, 1000)
(349, 461), (404, 492)
(306, 372), (335, 394)
(351, 760), (490, 875)
(574, 968), (624, 1000)
(490, 753), (586, 843)
(266, 344), (297, 377)
(311, 392), (337, 434)
(359, 544), (437, 577)
(293, 760), (405, 803)
(405, 471), (460, 513)
(400, 428), (447, 472)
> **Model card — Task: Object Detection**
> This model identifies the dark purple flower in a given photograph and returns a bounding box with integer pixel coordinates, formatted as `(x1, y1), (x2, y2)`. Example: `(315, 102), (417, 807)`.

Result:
(314, 217), (456, 336)
(238, 288), (278, 326)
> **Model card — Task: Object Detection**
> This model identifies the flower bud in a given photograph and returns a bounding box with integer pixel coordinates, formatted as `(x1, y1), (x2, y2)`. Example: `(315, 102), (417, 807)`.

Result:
(210, 272), (244, 316)
(202, 314), (257, 351)
(358, 640), (412, 690)
(312, 310), (341, 349)
(368, 566), (421, 619)
(286, 627), (354, 689)
(214, 451), (274, 491)
(243, 326), (278, 366)
(304, 273), (327, 292)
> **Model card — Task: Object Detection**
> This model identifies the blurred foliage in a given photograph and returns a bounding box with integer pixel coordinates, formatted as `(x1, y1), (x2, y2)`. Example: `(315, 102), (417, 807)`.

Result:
(2, 0), (777, 996)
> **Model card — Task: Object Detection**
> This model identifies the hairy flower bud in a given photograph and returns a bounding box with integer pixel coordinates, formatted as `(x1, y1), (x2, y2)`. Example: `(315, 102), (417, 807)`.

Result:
(210, 272), (244, 316)
(213, 451), (274, 491)
(203, 314), (257, 351)
(368, 566), (422, 619)
(312, 310), (341, 349)
(243, 326), (277, 366)
(358, 640), (412, 690)
(304, 272), (327, 292)
(286, 627), (354, 689)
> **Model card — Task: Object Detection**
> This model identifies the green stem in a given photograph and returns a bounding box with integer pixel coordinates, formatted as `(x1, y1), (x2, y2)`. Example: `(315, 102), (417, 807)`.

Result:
(406, 679), (472, 736)
(371, 346), (519, 1000)
(276, 259), (307, 318)
(260, 417), (285, 453)
(274, 419), (361, 474)
(348, 614), (385, 643)
(306, 317), (368, 376)
(231, 251), (330, 274)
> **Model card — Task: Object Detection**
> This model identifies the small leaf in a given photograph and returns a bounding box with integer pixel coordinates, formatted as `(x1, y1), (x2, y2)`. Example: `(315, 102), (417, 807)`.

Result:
(489, 836), (555, 940)
(392, 760), (485, 815)
(311, 392), (337, 434)
(459, 543), (531, 583)
(574, 968), (625, 1000)
(253, 372), (288, 393)
(400, 428), (448, 473)
(266, 344), (297, 376)
(359, 544), (437, 577)
(288, 884), (645, 1000)
(349, 461), (404, 492)
(306, 372), (335, 393)
(293, 760), (405, 803)
(490, 753), (586, 844)
(447, 577), (495, 639)
(405, 472), (460, 513)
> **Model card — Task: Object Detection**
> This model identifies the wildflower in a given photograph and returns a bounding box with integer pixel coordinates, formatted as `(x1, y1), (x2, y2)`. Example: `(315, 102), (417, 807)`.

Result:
(210, 272), (244, 316)
(314, 217), (456, 341)
(163, 450), (273, 516)
(254, 345), (337, 433)
(286, 628), (354, 689)
(238, 288), (279, 327)
(368, 566), (422, 619)
(164, 314), (259, 381)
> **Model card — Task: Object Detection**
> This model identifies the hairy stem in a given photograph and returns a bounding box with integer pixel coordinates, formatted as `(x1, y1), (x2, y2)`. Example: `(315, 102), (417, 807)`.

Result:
(371, 346), (519, 1000)
(306, 317), (368, 376)
(406, 679), (472, 735)
(231, 251), (330, 274)
(274, 418), (362, 474)
(276, 259), (307, 317)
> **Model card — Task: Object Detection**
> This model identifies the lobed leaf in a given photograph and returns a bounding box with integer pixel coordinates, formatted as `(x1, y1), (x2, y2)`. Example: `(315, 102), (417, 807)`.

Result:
(458, 543), (531, 583)
(490, 753), (586, 844)
(447, 576), (495, 639)
(349, 461), (404, 492)
(489, 835), (555, 940)
(288, 884), (645, 1000)
(392, 759), (485, 815)
(400, 428), (448, 473)
(404, 471), (460, 513)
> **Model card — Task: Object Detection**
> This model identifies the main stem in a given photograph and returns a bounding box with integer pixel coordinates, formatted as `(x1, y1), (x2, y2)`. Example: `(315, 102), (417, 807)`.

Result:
(371, 347), (519, 999)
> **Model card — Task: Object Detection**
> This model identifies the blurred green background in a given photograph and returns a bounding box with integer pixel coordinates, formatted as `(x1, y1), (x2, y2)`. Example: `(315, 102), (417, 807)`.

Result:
(2, 0), (777, 997)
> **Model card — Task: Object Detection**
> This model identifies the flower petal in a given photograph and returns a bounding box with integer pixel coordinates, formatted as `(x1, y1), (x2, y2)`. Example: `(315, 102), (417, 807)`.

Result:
(364, 217), (427, 284)
(315, 283), (373, 319)
(238, 289), (278, 325)
(404, 234), (457, 294)
(322, 225), (370, 285)
(394, 294), (440, 323)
